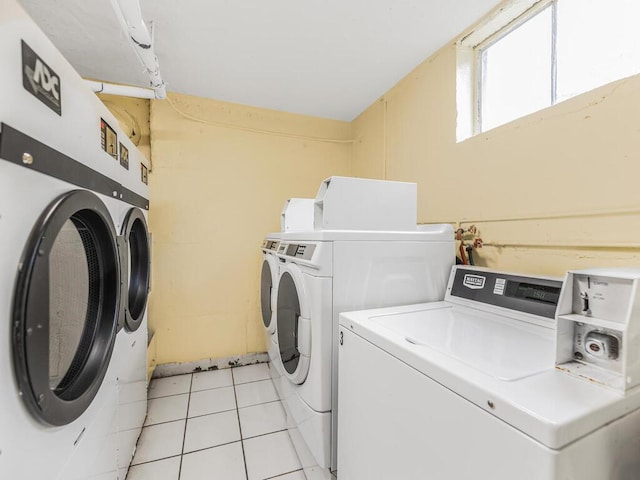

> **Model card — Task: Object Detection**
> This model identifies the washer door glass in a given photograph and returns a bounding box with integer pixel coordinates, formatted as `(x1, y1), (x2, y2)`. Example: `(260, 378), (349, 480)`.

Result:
(49, 218), (95, 389)
(121, 208), (150, 332)
(13, 190), (120, 427)
(277, 271), (301, 375)
(260, 258), (273, 329)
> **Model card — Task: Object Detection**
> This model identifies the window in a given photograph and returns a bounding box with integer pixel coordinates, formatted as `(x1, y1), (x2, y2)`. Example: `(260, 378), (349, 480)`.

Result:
(458, 0), (640, 137)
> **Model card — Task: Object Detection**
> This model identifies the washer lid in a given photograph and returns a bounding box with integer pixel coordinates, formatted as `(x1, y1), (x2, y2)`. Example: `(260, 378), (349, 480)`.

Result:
(340, 302), (640, 450)
(277, 264), (311, 385)
(12, 190), (120, 426)
(379, 306), (555, 381)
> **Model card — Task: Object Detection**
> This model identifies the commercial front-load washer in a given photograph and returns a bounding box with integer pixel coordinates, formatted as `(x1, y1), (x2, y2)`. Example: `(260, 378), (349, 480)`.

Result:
(261, 198), (314, 397)
(338, 266), (640, 480)
(261, 232), (284, 390)
(0, 1), (149, 478)
(275, 225), (454, 473)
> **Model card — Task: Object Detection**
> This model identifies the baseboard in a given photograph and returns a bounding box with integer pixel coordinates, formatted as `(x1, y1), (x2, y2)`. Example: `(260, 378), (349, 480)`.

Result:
(152, 352), (269, 378)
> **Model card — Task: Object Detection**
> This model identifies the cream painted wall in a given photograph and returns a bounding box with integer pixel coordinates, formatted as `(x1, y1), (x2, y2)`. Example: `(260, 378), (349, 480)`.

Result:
(147, 93), (351, 365)
(102, 3), (640, 366)
(352, 36), (640, 277)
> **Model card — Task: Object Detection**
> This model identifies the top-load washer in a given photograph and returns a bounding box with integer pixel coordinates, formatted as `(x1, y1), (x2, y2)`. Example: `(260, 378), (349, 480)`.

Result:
(275, 225), (454, 472)
(0, 1), (149, 478)
(261, 198), (314, 397)
(338, 266), (640, 480)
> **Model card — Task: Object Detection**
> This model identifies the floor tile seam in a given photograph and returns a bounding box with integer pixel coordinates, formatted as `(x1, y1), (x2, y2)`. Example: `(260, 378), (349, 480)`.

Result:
(143, 395), (191, 427)
(190, 383), (235, 393)
(234, 376), (272, 386)
(145, 409), (238, 428)
(178, 374), (194, 479)
(182, 438), (243, 456)
(152, 374), (268, 395)
(130, 453), (182, 468)
(232, 367), (250, 480)
(143, 416), (191, 428)
(147, 391), (191, 400)
(265, 468), (306, 479)
(241, 427), (288, 442)
(237, 398), (282, 410)
(187, 405), (239, 420)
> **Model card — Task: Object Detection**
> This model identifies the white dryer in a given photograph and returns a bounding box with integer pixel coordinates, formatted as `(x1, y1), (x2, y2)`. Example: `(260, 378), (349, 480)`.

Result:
(338, 266), (640, 480)
(261, 232), (283, 388)
(113, 154), (150, 477)
(275, 226), (454, 472)
(261, 198), (315, 396)
(0, 2), (148, 478)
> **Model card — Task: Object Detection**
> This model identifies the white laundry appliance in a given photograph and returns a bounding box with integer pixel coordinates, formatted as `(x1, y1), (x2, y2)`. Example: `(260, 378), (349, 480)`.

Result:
(261, 232), (283, 387)
(275, 225), (454, 473)
(113, 150), (150, 477)
(0, 1), (148, 478)
(261, 198), (315, 396)
(338, 266), (640, 480)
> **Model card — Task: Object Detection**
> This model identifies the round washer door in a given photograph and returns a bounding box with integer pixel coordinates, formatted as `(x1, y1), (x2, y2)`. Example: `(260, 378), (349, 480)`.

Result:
(260, 254), (279, 334)
(12, 190), (121, 426)
(276, 264), (311, 385)
(121, 207), (150, 332)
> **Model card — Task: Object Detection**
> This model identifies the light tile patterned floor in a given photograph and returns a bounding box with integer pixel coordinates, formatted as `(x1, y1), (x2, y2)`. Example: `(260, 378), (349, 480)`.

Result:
(127, 364), (305, 480)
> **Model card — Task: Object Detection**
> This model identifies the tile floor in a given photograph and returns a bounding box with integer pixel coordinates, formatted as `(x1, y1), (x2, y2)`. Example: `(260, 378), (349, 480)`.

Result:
(126, 364), (306, 480)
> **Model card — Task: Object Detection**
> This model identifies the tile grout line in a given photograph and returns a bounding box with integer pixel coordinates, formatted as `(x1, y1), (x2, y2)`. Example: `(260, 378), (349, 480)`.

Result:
(232, 367), (250, 480)
(143, 402), (238, 428)
(144, 394), (282, 430)
(133, 427), (291, 465)
(129, 453), (182, 468)
(140, 367), (270, 478)
(265, 468), (306, 479)
(150, 373), (270, 400)
(178, 373), (194, 479)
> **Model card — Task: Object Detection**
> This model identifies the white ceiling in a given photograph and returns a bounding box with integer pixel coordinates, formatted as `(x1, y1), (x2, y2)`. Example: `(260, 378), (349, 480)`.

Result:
(19, 0), (501, 121)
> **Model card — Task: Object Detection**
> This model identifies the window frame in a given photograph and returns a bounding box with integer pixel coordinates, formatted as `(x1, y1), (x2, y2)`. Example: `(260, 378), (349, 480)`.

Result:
(473, 0), (557, 134)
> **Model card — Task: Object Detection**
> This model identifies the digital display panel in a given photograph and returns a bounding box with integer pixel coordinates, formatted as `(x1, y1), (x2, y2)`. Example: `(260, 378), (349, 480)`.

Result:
(286, 244), (298, 256)
(509, 282), (561, 304)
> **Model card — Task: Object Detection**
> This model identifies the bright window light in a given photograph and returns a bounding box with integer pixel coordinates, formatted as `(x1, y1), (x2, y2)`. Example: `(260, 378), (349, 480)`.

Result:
(556, 0), (640, 103)
(480, 6), (552, 132)
(468, 0), (640, 134)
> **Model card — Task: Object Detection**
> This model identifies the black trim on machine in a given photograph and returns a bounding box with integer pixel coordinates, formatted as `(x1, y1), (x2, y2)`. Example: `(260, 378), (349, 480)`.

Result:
(0, 123), (149, 210)
(277, 271), (302, 375)
(121, 207), (150, 332)
(12, 190), (120, 426)
(450, 268), (563, 319)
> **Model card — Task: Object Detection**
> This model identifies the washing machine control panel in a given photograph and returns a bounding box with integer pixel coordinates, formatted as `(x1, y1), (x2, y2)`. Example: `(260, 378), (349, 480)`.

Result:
(261, 239), (280, 251)
(278, 242), (316, 260)
(450, 268), (562, 320)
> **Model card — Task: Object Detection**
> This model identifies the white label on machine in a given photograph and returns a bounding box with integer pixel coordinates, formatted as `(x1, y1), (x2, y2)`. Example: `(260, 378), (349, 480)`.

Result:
(463, 274), (485, 289)
(493, 278), (506, 295)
